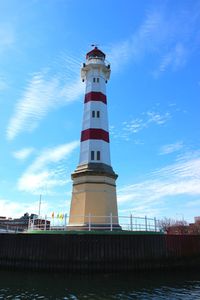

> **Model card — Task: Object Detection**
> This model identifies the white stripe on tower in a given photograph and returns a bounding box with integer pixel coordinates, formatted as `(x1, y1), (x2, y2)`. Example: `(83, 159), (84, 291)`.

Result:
(79, 47), (111, 166)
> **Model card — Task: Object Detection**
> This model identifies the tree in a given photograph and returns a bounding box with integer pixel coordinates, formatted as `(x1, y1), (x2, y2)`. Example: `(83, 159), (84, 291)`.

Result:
(158, 217), (176, 233)
(159, 217), (188, 234)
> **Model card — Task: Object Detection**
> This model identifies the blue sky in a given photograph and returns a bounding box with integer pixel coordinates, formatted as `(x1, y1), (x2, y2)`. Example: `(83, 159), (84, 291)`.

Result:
(0, 0), (200, 222)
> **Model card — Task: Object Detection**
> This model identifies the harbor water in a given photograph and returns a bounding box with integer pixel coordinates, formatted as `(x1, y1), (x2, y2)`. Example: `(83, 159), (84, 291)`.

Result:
(0, 269), (200, 299)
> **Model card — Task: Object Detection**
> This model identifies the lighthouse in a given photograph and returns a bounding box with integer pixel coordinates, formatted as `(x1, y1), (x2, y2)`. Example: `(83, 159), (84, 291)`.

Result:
(68, 47), (121, 230)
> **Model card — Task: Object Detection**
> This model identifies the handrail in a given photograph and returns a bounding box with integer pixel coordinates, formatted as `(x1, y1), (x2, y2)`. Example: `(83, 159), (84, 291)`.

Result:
(28, 214), (161, 232)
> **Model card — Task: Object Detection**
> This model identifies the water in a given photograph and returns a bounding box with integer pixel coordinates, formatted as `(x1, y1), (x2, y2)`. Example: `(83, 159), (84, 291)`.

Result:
(0, 269), (200, 299)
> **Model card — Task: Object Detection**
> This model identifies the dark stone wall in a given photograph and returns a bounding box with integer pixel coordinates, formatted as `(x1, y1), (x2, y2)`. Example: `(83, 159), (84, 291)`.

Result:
(0, 233), (200, 272)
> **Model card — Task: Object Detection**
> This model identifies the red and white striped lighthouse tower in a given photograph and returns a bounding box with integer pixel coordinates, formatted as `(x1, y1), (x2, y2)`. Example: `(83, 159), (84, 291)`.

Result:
(68, 47), (120, 230)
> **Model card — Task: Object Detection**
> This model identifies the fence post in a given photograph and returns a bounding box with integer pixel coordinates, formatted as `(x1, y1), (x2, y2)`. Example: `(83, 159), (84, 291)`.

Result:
(110, 213), (113, 231)
(130, 214), (133, 231)
(154, 217), (157, 232)
(89, 213), (91, 231)
(44, 215), (47, 230)
(145, 216), (148, 231)
(28, 217), (30, 230)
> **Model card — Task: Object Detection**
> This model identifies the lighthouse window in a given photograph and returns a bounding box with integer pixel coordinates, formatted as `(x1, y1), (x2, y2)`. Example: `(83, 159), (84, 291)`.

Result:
(97, 78), (100, 83)
(91, 151), (95, 160)
(93, 78), (96, 83)
(97, 151), (101, 161)
(92, 110), (95, 118)
(97, 111), (100, 118)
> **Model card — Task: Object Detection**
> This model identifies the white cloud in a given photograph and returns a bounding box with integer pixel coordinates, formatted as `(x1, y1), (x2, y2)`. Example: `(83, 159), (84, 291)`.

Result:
(5, 4), (200, 140)
(18, 140), (79, 194)
(8, 5), (196, 140)
(159, 141), (183, 155)
(107, 5), (200, 74)
(123, 118), (145, 134)
(117, 152), (200, 217)
(108, 11), (164, 71)
(0, 199), (47, 218)
(0, 76), (8, 91)
(111, 109), (171, 141)
(146, 111), (170, 125)
(28, 141), (79, 171)
(0, 23), (15, 52)
(13, 147), (35, 160)
(155, 43), (188, 77)
(7, 54), (84, 140)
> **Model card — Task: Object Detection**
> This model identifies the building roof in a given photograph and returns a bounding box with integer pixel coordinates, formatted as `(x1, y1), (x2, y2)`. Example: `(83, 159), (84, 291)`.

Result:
(86, 47), (105, 60)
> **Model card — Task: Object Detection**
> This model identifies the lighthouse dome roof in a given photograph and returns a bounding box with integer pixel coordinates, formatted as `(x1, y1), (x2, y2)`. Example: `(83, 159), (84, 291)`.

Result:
(86, 47), (105, 60)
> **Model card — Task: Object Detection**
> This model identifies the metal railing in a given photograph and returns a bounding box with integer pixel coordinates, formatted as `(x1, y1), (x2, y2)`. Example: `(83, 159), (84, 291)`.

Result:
(28, 214), (161, 232)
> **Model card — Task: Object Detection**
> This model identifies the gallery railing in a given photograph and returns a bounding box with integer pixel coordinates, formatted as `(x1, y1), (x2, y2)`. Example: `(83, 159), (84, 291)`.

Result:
(28, 214), (162, 232)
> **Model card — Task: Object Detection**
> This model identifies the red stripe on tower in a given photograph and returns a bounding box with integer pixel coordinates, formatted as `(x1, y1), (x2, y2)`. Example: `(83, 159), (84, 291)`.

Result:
(84, 92), (107, 104)
(81, 128), (110, 143)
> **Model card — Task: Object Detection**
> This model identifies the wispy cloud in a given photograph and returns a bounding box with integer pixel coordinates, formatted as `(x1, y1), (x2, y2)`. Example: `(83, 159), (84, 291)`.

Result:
(146, 111), (170, 125)
(0, 23), (15, 53)
(118, 151), (200, 218)
(7, 54), (84, 140)
(0, 198), (49, 218)
(13, 147), (35, 160)
(159, 141), (183, 155)
(108, 11), (164, 71)
(111, 109), (171, 141)
(6, 3), (200, 139)
(0, 75), (8, 91)
(18, 140), (79, 194)
(154, 43), (188, 77)
(108, 4), (200, 75)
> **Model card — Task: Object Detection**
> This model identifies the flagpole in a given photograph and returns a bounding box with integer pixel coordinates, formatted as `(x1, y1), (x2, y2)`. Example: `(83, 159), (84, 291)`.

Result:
(38, 194), (42, 218)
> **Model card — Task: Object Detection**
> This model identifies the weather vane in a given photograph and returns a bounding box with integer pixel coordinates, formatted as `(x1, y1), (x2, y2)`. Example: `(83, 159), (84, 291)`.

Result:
(91, 43), (99, 48)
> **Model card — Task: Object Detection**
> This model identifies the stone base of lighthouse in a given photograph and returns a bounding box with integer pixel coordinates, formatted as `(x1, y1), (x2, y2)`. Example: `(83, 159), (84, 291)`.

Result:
(68, 163), (121, 230)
